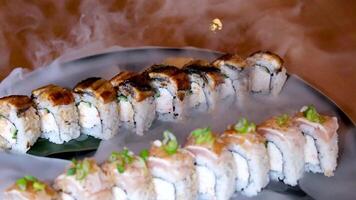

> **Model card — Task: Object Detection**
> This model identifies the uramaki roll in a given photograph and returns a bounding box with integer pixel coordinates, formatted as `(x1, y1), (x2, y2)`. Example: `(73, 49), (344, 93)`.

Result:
(110, 72), (156, 135)
(74, 78), (119, 140)
(0, 95), (41, 153)
(147, 131), (198, 200)
(32, 85), (80, 144)
(258, 114), (305, 186)
(144, 65), (191, 121)
(221, 118), (269, 196)
(294, 105), (339, 176)
(185, 128), (236, 200)
(247, 51), (287, 95)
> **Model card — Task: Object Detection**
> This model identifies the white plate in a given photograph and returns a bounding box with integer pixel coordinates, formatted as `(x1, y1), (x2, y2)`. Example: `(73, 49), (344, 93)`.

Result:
(0, 47), (355, 200)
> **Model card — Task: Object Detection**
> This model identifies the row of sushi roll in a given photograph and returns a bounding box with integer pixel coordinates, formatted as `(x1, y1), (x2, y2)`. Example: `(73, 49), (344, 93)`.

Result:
(0, 51), (289, 153)
(4, 106), (339, 200)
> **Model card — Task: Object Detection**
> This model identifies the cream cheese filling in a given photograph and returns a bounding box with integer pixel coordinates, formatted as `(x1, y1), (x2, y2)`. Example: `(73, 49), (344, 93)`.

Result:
(39, 109), (59, 134)
(77, 102), (101, 129)
(268, 142), (283, 173)
(155, 88), (174, 114)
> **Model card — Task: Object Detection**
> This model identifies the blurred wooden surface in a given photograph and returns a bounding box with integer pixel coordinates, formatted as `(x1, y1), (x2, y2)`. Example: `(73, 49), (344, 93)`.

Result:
(0, 0), (355, 121)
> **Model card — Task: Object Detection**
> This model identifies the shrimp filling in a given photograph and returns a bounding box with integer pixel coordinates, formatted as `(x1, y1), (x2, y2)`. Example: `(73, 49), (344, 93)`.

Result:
(118, 100), (134, 123)
(77, 102), (101, 129)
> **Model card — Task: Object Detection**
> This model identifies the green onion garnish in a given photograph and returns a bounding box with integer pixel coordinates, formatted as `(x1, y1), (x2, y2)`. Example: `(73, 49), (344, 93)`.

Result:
(66, 159), (91, 180)
(139, 149), (149, 161)
(162, 130), (178, 155)
(108, 152), (119, 162)
(71, 158), (78, 165)
(82, 102), (92, 107)
(154, 91), (161, 98)
(191, 127), (214, 144)
(234, 118), (256, 133)
(33, 181), (45, 191)
(118, 95), (128, 102)
(11, 127), (18, 140)
(16, 178), (27, 191)
(117, 164), (125, 173)
(66, 159), (78, 176)
(108, 148), (135, 174)
(16, 176), (45, 191)
(276, 114), (289, 126)
(66, 168), (76, 176)
(77, 159), (90, 180)
(75, 169), (86, 180)
(122, 148), (134, 164)
(303, 105), (325, 123)
(24, 175), (37, 182)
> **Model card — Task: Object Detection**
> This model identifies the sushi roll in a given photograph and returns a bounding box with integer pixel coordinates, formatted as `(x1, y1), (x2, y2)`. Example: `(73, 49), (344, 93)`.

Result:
(32, 85), (80, 144)
(54, 158), (113, 200)
(221, 118), (269, 196)
(144, 65), (190, 121)
(110, 71), (156, 135)
(147, 130), (198, 200)
(73, 77), (119, 140)
(258, 114), (305, 186)
(4, 175), (58, 200)
(212, 53), (249, 95)
(246, 51), (288, 95)
(294, 105), (339, 176)
(183, 61), (235, 111)
(0, 95), (41, 153)
(102, 148), (156, 200)
(185, 127), (236, 200)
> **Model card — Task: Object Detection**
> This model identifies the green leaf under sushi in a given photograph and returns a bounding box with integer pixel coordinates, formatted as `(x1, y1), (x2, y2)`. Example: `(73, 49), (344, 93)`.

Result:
(28, 134), (101, 157)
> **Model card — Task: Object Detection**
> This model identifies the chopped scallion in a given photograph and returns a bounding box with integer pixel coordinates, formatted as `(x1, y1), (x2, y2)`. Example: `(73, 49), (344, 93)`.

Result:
(234, 118), (256, 133)
(162, 130), (178, 155)
(191, 127), (214, 144)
